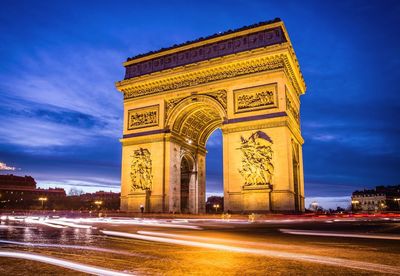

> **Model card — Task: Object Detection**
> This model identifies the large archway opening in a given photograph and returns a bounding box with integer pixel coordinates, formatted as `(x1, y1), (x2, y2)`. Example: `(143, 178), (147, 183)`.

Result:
(180, 156), (190, 213)
(205, 128), (223, 213)
(167, 95), (226, 213)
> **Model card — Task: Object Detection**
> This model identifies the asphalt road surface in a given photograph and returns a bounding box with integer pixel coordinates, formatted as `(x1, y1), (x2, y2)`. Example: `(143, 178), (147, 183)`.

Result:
(0, 215), (399, 275)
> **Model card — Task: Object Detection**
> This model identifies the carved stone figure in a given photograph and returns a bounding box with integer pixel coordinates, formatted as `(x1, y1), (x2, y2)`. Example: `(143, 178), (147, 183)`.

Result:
(130, 148), (153, 191)
(238, 131), (274, 187)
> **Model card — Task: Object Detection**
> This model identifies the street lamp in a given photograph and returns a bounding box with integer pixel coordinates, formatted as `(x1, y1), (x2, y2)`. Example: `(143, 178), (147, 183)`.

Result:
(213, 204), (220, 213)
(394, 198), (400, 210)
(94, 200), (103, 209)
(38, 197), (47, 209)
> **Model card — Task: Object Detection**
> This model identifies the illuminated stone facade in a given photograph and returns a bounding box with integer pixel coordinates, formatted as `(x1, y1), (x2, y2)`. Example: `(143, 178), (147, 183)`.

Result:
(116, 19), (306, 213)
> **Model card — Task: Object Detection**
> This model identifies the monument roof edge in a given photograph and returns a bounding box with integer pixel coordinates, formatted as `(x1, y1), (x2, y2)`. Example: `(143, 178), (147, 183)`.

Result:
(124, 18), (283, 66)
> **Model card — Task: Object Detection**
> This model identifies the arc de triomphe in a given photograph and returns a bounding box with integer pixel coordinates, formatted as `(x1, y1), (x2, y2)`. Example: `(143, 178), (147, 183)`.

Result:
(116, 18), (306, 213)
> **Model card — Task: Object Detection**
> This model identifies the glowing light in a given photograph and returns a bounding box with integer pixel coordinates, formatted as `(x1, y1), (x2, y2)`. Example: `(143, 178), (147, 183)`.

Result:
(45, 219), (92, 229)
(213, 204), (220, 212)
(24, 217), (65, 229)
(279, 229), (400, 240)
(75, 217), (202, 229)
(100, 230), (399, 274)
(4, 216), (201, 230)
(0, 251), (133, 275)
(38, 197), (48, 209)
(0, 240), (147, 257)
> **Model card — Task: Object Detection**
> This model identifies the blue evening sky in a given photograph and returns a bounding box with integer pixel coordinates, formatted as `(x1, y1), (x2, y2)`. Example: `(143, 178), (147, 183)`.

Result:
(1, 0), (399, 209)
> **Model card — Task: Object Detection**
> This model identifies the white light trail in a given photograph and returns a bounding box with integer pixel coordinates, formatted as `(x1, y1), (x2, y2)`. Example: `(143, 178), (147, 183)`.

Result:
(0, 250), (134, 276)
(24, 218), (66, 229)
(101, 230), (400, 274)
(2, 216), (201, 230)
(76, 218), (202, 230)
(44, 219), (92, 229)
(279, 229), (400, 240)
(0, 240), (147, 258)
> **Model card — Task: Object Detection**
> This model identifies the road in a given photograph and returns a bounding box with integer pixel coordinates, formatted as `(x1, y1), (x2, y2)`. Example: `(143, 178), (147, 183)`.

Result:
(0, 215), (399, 275)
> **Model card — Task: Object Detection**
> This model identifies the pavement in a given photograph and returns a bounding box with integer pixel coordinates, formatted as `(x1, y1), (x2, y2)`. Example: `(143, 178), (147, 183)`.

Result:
(0, 214), (399, 275)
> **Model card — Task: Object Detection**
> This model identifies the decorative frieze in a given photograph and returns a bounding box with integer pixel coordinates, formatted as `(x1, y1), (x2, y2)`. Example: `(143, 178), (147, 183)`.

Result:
(130, 148), (153, 191)
(127, 105), (159, 130)
(124, 26), (286, 79)
(234, 83), (277, 113)
(237, 131), (274, 187)
(120, 55), (293, 100)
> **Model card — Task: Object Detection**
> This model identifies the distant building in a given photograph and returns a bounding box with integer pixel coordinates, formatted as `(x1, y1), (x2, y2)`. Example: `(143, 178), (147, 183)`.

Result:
(352, 185), (400, 212)
(77, 190), (120, 210)
(0, 174), (121, 210)
(0, 174), (66, 209)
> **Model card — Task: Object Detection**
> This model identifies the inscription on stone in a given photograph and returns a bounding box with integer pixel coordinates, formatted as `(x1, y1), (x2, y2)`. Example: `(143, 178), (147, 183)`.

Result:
(127, 105), (159, 130)
(234, 83), (277, 113)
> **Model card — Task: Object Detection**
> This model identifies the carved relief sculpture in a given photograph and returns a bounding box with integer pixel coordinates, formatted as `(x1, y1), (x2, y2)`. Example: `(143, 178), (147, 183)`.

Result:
(207, 90), (227, 110)
(285, 95), (300, 124)
(238, 131), (274, 187)
(234, 83), (277, 113)
(127, 105), (159, 130)
(130, 148), (153, 191)
(165, 90), (227, 120)
(121, 56), (293, 100)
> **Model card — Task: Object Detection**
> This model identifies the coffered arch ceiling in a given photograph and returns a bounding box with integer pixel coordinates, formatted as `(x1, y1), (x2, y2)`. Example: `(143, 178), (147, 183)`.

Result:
(168, 95), (225, 147)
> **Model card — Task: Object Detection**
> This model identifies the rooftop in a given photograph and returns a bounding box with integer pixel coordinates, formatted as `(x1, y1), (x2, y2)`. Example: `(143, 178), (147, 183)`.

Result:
(126, 18), (282, 62)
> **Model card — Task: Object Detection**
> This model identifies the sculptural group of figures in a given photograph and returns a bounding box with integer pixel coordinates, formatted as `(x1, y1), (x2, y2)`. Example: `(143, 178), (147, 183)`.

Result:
(238, 131), (274, 187)
(130, 148), (152, 190)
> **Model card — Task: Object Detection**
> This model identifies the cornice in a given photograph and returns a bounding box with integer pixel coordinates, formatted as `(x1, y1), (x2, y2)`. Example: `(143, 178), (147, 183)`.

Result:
(120, 133), (165, 146)
(221, 116), (303, 144)
(123, 19), (283, 66)
(221, 118), (288, 134)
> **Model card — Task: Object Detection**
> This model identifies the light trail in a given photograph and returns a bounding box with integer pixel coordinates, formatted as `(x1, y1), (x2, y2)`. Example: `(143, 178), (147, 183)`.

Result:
(24, 218), (66, 229)
(137, 230), (301, 250)
(2, 216), (201, 230)
(0, 250), (134, 276)
(0, 240), (150, 258)
(76, 217), (202, 230)
(3, 215), (204, 230)
(101, 230), (400, 274)
(44, 219), (92, 229)
(0, 225), (37, 230)
(279, 229), (400, 240)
